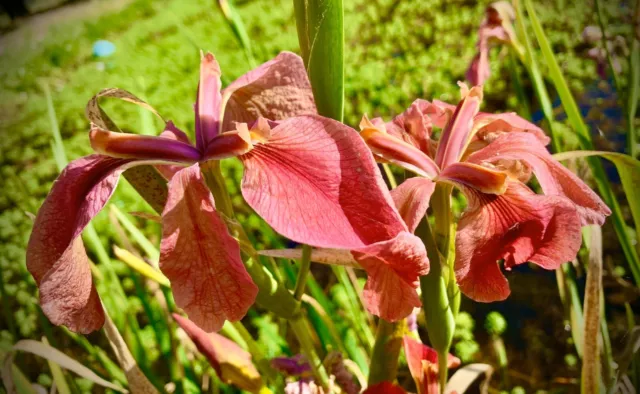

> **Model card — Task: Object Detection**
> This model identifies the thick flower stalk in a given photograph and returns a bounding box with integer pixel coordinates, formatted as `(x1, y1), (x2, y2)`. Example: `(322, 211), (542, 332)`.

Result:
(361, 82), (611, 302)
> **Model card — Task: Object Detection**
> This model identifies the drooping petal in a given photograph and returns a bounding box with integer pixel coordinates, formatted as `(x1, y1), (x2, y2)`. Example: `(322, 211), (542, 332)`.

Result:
(391, 177), (436, 233)
(455, 182), (582, 302)
(240, 115), (407, 249)
(90, 125), (201, 162)
(361, 123), (439, 178)
(403, 336), (461, 394)
(259, 248), (359, 268)
(221, 51), (316, 132)
(473, 111), (550, 146)
(26, 155), (135, 333)
(435, 86), (483, 168)
(466, 132), (611, 225)
(196, 52), (223, 150)
(352, 232), (430, 321)
(438, 162), (507, 195)
(173, 314), (263, 391)
(160, 165), (257, 332)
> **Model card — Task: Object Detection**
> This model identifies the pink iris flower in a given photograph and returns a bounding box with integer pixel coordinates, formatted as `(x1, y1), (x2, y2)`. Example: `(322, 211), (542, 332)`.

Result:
(27, 51), (428, 334)
(361, 83), (611, 303)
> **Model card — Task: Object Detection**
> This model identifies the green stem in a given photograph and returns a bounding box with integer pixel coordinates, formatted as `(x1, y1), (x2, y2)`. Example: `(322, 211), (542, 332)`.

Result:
(367, 320), (404, 385)
(294, 245), (312, 301)
(290, 316), (331, 388)
(417, 185), (455, 392)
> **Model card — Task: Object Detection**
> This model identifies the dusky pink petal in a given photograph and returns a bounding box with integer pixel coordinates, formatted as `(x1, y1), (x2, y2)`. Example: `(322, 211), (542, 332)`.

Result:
(361, 126), (439, 178)
(352, 232), (430, 321)
(173, 314), (262, 391)
(160, 165), (257, 332)
(438, 162), (507, 195)
(196, 53), (223, 149)
(455, 182), (582, 302)
(240, 115), (406, 249)
(403, 336), (461, 394)
(387, 99), (436, 154)
(435, 86), (483, 168)
(466, 132), (611, 225)
(391, 177), (436, 233)
(466, 51), (491, 86)
(221, 52), (316, 132)
(90, 126), (201, 162)
(26, 155), (135, 333)
(362, 382), (407, 394)
(474, 112), (550, 146)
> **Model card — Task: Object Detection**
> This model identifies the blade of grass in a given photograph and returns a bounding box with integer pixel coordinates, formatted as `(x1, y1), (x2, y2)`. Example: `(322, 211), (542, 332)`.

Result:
(522, 0), (640, 285)
(110, 206), (160, 263)
(63, 328), (127, 385)
(216, 0), (256, 67)
(9, 340), (127, 392)
(42, 337), (72, 394)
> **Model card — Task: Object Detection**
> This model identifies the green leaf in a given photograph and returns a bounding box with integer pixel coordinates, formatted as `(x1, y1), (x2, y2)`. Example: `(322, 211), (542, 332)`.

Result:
(42, 337), (72, 394)
(522, 0), (640, 285)
(6, 340), (127, 392)
(110, 205), (160, 263)
(294, 0), (344, 121)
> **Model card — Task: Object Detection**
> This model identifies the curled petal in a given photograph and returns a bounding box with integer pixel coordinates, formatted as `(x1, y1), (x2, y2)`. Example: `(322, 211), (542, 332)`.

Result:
(435, 86), (483, 168)
(26, 155), (135, 333)
(160, 165), (257, 332)
(387, 99), (437, 154)
(222, 51), (316, 132)
(352, 232), (430, 321)
(240, 115), (406, 249)
(361, 126), (439, 178)
(466, 132), (611, 225)
(438, 162), (507, 195)
(203, 125), (253, 160)
(196, 52), (223, 149)
(173, 314), (262, 391)
(90, 126), (201, 162)
(156, 122), (193, 179)
(391, 177), (436, 233)
(455, 182), (582, 302)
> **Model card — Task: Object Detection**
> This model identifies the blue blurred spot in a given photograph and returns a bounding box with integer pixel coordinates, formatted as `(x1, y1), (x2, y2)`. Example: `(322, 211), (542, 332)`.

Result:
(92, 40), (116, 58)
